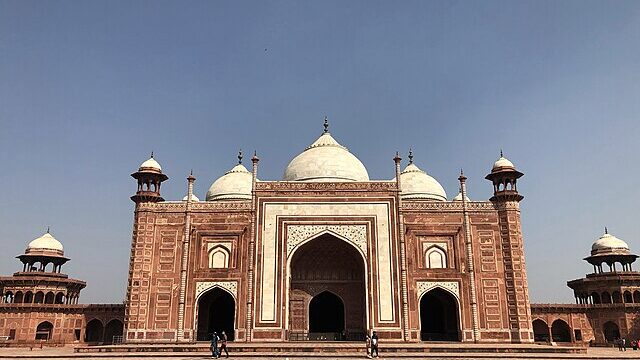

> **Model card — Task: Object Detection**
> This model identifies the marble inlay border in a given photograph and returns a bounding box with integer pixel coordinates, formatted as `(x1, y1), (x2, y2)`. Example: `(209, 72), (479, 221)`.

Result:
(417, 281), (460, 301)
(195, 281), (238, 300)
(286, 224), (367, 258)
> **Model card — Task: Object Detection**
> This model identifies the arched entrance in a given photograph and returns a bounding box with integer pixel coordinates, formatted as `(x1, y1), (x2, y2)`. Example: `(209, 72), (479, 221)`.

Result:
(532, 319), (549, 342)
(551, 319), (571, 342)
(85, 319), (104, 342)
(35, 321), (53, 341)
(289, 233), (366, 341)
(196, 287), (235, 341)
(104, 319), (124, 344)
(420, 288), (460, 341)
(309, 291), (345, 336)
(603, 321), (620, 342)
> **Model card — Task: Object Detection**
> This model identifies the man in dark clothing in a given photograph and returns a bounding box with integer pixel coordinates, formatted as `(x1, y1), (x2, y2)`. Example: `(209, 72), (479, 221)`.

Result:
(219, 331), (229, 358)
(370, 331), (379, 358)
(210, 332), (219, 359)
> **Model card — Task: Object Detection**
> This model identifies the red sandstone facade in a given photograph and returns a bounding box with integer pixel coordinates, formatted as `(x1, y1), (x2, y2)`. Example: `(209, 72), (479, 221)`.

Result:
(124, 130), (534, 343)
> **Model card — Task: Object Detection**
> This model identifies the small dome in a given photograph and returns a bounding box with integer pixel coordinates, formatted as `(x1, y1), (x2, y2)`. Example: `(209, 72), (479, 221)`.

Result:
(182, 194), (200, 202)
(591, 231), (630, 255)
(397, 163), (447, 201)
(27, 232), (64, 253)
(206, 164), (253, 201)
(492, 155), (515, 172)
(139, 155), (162, 172)
(283, 132), (369, 182)
(453, 191), (470, 202)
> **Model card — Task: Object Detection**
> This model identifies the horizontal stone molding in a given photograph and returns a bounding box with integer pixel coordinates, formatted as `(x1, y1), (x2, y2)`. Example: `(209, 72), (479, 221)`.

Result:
(402, 201), (496, 212)
(256, 181), (398, 192)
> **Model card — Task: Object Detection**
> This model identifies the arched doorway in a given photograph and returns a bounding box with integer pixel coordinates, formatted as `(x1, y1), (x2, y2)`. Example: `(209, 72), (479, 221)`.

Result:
(289, 233), (366, 341)
(309, 291), (345, 337)
(104, 319), (124, 344)
(196, 287), (235, 341)
(35, 321), (53, 341)
(420, 288), (460, 341)
(551, 319), (571, 342)
(85, 319), (104, 342)
(603, 321), (620, 342)
(532, 319), (549, 342)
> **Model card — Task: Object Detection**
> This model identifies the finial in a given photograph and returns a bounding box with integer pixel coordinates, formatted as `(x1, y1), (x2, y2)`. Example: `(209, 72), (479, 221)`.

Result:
(238, 150), (243, 164)
(190, 169), (193, 176)
(251, 150), (259, 163)
(460, 168), (464, 176)
(500, 149), (503, 158)
(408, 148), (414, 164)
(323, 116), (329, 133)
(46, 226), (50, 234)
(150, 151), (154, 158)
(605, 226), (608, 234)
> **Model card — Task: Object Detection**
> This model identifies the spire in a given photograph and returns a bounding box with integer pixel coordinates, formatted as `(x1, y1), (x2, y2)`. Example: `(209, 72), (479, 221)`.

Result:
(151, 151), (154, 158)
(46, 226), (50, 234)
(323, 116), (329, 133)
(408, 148), (414, 164)
(238, 150), (243, 164)
(500, 149), (503, 158)
(605, 226), (608, 234)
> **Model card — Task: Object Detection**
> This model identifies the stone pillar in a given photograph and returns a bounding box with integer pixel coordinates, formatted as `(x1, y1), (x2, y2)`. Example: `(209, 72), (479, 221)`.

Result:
(177, 172), (196, 342)
(393, 152), (410, 341)
(246, 152), (259, 341)
(459, 172), (480, 342)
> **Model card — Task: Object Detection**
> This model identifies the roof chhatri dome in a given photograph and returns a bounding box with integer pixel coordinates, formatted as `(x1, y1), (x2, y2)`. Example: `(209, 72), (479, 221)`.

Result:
(591, 229), (630, 256)
(491, 151), (515, 172)
(138, 152), (162, 172)
(26, 231), (64, 254)
(283, 118), (369, 182)
(397, 151), (447, 201)
(182, 194), (200, 202)
(206, 152), (254, 201)
(453, 191), (470, 202)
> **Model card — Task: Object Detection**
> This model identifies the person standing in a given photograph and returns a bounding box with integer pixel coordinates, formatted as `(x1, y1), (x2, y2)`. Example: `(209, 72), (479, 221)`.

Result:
(219, 331), (229, 358)
(370, 331), (379, 358)
(622, 338), (627, 351)
(365, 333), (372, 358)
(211, 332), (220, 359)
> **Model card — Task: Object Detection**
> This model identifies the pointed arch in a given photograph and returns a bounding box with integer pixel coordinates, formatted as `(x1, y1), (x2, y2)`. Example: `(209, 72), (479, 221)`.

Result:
(195, 286), (236, 341)
(34, 291), (44, 304)
(532, 319), (549, 342)
(603, 321), (620, 342)
(208, 245), (230, 269)
(104, 319), (124, 344)
(85, 318), (104, 342)
(551, 319), (571, 342)
(624, 291), (632, 303)
(424, 245), (447, 269)
(634, 290), (640, 303)
(35, 321), (53, 341)
(419, 287), (461, 341)
(44, 291), (55, 304)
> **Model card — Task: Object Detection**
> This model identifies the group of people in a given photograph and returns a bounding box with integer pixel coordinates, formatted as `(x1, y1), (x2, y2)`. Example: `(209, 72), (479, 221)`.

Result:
(364, 331), (380, 358)
(209, 331), (229, 358)
(617, 337), (640, 351)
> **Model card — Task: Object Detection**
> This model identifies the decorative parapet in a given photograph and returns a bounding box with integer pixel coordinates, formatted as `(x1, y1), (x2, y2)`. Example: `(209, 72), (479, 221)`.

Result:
(255, 181), (398, 192)
(137, 201), (251, 213)
(402, 201), (496, 212)
(286, 225), (367, 258)
(195, 281), (238, 300)
(417, 281), (460, 301)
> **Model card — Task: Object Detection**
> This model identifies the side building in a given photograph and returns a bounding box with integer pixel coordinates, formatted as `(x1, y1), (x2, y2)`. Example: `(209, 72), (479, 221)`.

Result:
(531, 230), (640, 345)
(0, 232), (124, 344)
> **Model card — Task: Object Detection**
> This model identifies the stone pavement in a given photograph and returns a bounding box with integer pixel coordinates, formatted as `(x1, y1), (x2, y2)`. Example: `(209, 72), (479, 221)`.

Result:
(0, 346), (638, 360)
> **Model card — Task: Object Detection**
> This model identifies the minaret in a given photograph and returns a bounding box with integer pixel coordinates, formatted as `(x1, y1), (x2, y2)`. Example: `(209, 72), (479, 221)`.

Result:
(130, 152), (168, 203)
(485, 152), (533, 343)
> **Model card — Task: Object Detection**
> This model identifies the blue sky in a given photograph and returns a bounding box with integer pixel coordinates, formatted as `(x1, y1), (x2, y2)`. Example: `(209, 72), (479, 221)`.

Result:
(1, 0), (639, 303)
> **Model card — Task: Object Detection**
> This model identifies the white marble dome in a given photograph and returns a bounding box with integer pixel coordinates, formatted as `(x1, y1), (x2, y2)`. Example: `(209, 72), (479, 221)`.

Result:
(139, 156), (162, 172)
(492, 156), (515, 171)
(27, 232), (64, 253)
(206, 164), (253, 201)
(591, 231), (630, 255)
(397, 163), (447, 201)
(283, 132), (369, 182)
(182, 194), (200, 202)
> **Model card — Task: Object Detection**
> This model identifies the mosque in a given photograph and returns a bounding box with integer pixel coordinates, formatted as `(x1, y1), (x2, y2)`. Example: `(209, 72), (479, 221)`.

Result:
(0, 121), (638, 346)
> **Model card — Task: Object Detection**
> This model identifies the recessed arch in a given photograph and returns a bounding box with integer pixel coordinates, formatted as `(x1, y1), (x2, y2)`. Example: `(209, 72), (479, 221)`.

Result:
(308, 291), (345, 337)
(601, 291), (612, 304)
(34, 291), (44, 304)
(208, 245), (230, 269)
(85, 318), (104, 342)
(612, 291), (622, 304)
(14, 291), (23, 303)
(55, 292), (64, 304)
(424, 245), (447, 269)
(44, 291), (55, 304)
(196, 287), (235, 341)
(104, 319), (124, 344)
(35, 321), (53, 341)
(532, 319), (549, 342)
(624, 291), (633, 303)
(603, 321), (620, 342)
(634, 290), (640, 303)
(551, 319), (571, 342)
(419, 287), (460, 341)
(287, 233), (367, 340)
(591, 292), (601, 304)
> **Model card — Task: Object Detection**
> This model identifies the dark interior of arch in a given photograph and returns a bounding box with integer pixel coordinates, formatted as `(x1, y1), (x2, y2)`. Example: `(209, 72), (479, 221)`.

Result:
(532, 319), (549, 342)
(197, 288), (235, 341)
(290, 234), (366, 340)
(309, 291), (345, 334)
(420, 288), (460, 341)
(603, 321), (620, 342)
(104, 319), (124, 344)
(85, 319), (104, 342)
(551, 320), (571, 342)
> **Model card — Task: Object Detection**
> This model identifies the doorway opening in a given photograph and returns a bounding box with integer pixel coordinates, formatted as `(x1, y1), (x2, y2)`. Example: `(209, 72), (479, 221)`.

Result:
(196, 287), (235, 341)
(420, 288), (460, 341)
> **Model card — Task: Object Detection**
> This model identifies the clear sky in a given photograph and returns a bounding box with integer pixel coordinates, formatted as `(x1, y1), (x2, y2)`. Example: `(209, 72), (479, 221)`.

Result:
(1, 0), (639, 304)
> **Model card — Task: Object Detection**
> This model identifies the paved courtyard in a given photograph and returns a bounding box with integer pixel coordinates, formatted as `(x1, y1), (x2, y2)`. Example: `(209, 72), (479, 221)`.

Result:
(0, 346), (639, 360)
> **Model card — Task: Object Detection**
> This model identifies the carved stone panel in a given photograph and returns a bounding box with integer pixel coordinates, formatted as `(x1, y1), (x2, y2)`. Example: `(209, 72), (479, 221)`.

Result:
(286, 225), (367, 258)
(417, 281), (460, 301)
(195, 281), (238, 300)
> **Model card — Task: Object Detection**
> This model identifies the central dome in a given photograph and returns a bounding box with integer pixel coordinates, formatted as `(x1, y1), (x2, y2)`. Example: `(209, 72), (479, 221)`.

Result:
(283, 132), (369, 182)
